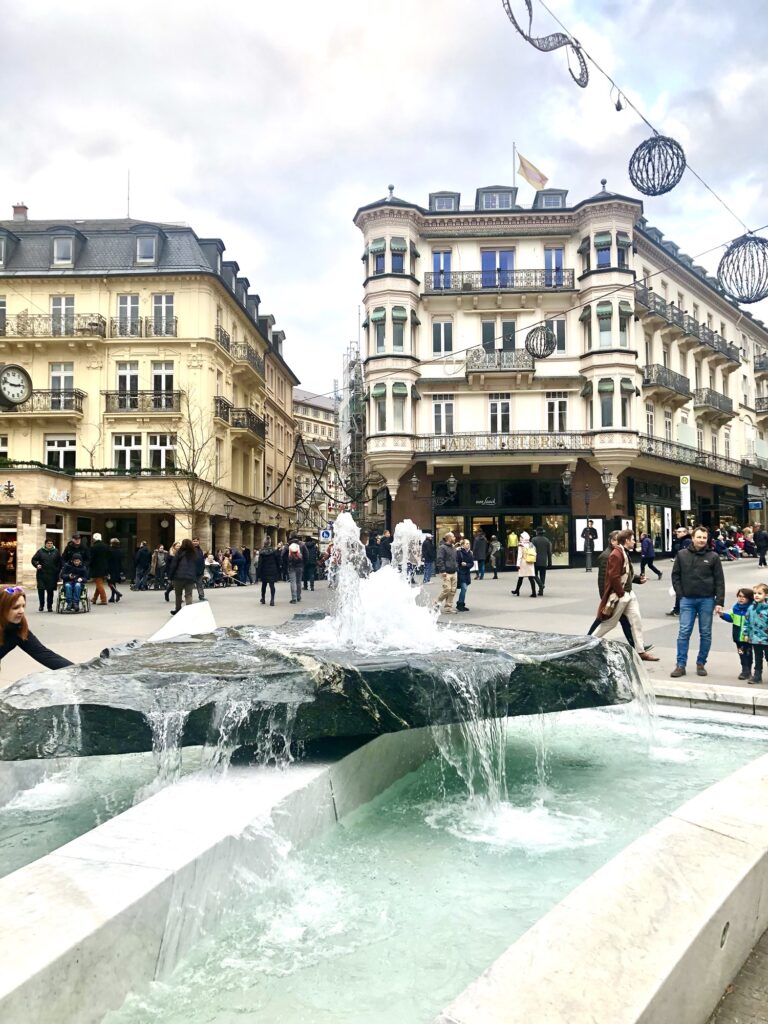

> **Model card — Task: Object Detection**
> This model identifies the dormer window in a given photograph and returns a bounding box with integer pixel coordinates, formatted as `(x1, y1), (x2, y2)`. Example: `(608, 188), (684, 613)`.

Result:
(0, 237), (5, 267)
(434, 196), (457, 211)
(136, 236), (156, 263)
(53, 237), (73, 265)
(541, 194), (563, 208)
(482, 191), (513, 210)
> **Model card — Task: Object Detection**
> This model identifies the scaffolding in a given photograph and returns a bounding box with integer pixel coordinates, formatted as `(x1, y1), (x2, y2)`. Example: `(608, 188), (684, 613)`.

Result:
(340, 339), (367, 525)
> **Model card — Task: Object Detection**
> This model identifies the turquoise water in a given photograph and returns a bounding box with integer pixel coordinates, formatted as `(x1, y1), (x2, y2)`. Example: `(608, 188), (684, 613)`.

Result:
(106, 707), (768, 1024)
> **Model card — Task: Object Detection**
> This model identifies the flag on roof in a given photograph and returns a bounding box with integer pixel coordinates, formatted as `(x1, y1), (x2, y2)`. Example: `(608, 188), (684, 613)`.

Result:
(517, 154), (549, 190)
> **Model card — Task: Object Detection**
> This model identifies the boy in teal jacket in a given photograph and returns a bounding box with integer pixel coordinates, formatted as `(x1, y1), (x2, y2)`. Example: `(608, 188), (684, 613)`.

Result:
(719, 587), (753, 680)
(743, 584), (768, 683)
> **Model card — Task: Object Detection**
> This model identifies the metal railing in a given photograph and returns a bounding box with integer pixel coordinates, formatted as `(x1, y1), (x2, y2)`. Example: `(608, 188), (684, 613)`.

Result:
(757, 396), (768, 414)
(5, 389), (87, 414)
(230, 407), (267, 440)
(465, 347), (535, 372)
(103, 390), (182, 413)
(231, 342), (265, 378)
(683, 314), (700, 338)
(144, 316), (177, 337)
(215, 325), (231, 352)
(109, 317), (143, 338)
(642, 363), (691, 397)
(639, 433), (745, 477)
(213, 396), (233, 421)
(413, 430), (593, 454)
(694, 388), (734, 415)
(0, 314), (106, 338)
(634, 285), (740, 364)
(424, 268), (575, 292)
(755, 354), (768, 374)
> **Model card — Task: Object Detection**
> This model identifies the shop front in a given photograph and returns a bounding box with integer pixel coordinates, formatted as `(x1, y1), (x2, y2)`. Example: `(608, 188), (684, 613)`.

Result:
(630, 478), (681, 555)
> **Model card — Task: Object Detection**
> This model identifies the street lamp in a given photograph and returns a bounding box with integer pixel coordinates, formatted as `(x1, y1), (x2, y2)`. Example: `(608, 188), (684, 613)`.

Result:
(223, 500), (234, 519)
(446, 473), (458, 497)
(410, 472), (420, 494)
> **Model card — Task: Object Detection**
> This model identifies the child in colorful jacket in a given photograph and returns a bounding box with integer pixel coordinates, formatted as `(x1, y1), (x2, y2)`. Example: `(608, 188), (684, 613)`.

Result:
(742, 584), (768, 683)
(719, 587), (753, 681)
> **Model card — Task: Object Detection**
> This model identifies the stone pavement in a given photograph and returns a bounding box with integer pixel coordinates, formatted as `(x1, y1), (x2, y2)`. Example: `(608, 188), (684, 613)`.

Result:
(708, 926), (768, 1024)
(3, 556), (767, 690)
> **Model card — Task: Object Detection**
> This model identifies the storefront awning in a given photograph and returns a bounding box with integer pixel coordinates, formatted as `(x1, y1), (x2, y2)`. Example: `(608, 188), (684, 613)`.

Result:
(579, 305), (591, 322)
(371, 383), (386, 398)
(598, 378), (615, 393)
(368, 238), (386, 255)
(390, 237), (407, 253)
(391, 306), (408, 322)
(370, 307), (386, 322)
(596, 301), (613, 319)
(593, 232), (612, 247)
(392, 382), (408, 396)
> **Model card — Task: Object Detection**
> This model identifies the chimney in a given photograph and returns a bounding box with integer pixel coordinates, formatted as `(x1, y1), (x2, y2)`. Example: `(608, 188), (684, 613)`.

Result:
(12, 203), (28, 222)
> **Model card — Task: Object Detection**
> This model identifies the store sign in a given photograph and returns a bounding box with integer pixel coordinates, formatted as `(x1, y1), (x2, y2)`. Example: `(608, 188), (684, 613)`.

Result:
(749, 501), (764, 511)
(48, 487), (71, 504)
(474, 497), (496, 506)
(679, 475), (691, 512)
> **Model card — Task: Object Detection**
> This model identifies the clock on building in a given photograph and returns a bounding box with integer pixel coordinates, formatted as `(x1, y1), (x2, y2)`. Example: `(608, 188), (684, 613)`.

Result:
(0, 364), (32, 408)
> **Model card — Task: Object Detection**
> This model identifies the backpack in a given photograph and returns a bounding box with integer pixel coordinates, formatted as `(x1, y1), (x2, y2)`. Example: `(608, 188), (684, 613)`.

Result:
(523, 545), (537, 564)
(288, 543), (303, 563)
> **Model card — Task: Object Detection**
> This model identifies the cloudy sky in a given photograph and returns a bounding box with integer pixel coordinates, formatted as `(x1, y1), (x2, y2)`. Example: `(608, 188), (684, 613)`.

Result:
(2, 0), (766, 394)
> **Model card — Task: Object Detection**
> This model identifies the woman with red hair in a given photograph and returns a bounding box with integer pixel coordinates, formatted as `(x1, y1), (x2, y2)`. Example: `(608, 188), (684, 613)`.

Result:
(0, 586), (72, 670)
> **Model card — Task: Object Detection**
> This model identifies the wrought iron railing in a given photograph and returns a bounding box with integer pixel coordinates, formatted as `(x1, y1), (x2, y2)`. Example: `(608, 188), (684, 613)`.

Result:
(693, 388), (734, 415)
(465, 347), (535, 372)
(755, 354), (768, 374)
(647, 293), (669, 318)
(144, 316), (177, 337)
(103, 390), (182, 413)
(639, 433), (745, 477)
(0, 457), (193, 478)
(230, 407), (267, 441)
(231, 342), (265, 377)
(213, 396), (233, 421)
(215, 325), (231, 352)
(642, 363), (691, 397)
(424, 269), (575, 292)
(5, 389), (87, 414)
(757, 396), (768, 414)
(634, 285), (739, 364)
(109, 317), (143, 338)
(635, 283), (651, 306)
(683, 314), (700, 338)
(0, 314), (106, 338)
(413, 430), (593, 454)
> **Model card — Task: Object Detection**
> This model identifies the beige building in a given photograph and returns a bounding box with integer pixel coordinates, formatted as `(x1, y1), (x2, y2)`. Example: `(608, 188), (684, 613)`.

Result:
(353, 184), (768, 565)
(292, 387), (343, 533)
(0, 205), (299, 584)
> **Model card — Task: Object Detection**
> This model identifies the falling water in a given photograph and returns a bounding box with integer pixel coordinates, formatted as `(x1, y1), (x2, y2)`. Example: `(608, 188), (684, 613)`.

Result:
(202, 700), (252, 772)
(145, 710), (188, 785)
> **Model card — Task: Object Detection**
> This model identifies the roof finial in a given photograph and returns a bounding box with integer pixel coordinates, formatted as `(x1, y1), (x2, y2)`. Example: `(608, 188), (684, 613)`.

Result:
(387, 184), (394, 200)
(600, 178), (608, 193)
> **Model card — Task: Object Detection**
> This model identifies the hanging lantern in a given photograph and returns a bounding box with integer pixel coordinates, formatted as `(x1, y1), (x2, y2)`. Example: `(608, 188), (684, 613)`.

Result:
(628, 135), (686, 197)
(525, 323), (557, 358)
(717, 234), (768, 304)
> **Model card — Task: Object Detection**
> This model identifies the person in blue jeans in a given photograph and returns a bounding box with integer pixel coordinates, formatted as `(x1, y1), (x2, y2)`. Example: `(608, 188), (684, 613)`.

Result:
(421, 533), (436, 584)
(670, 526), (725, 678)
(742, 584), (768, 683)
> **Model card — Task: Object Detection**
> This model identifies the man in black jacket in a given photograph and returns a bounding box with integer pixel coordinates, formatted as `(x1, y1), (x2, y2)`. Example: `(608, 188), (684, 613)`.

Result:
(133, 541), (152, 591)
(379, 530), (393, 566)
(755, 523), (768, 568)
(421, 533), (436, 583)
(670, 526), (725, 678)
(303, 536), (319, 591)
(531, 527), (553, 595)
(192, 537), (207, 600)
(31, 539), (61, 612)
(472, 530), (488, 580)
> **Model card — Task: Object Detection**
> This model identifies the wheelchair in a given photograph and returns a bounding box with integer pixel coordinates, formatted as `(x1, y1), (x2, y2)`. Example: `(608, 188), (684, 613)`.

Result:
(56, 583), (91, 614)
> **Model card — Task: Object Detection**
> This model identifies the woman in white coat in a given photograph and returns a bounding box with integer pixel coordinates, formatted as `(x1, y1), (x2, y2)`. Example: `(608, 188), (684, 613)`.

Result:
(512, 531), (539, 598)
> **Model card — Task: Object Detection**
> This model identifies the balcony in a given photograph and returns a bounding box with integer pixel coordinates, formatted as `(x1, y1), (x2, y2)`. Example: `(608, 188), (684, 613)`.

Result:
(109, 317), (143, 338)
(0, 314), (106, 339)
(412, 430), (592, 456)
(755, 354), (768, 380)
(215, 325), (231, 353)
(213, 397), (266, 441)
(231, 342), (265, 379)
(639, 434), (749, 479)
(144, 316), (177, 338)
(756, 397), (768, 422)
(3, 389), (86, 416)
(642, 364), (691, 407)
(465, 347), (535, 377)
(103, 390), (182, 414)
(633, 285), (740, 368)
(693, 387), (736, 423)
(423, 268), (575, 294)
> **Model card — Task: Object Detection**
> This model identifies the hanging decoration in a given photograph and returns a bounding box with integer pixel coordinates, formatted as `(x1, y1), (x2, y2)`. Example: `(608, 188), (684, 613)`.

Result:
(717, 235), (768, 304)
(525, 323), (557, 358)
(501, 0), (588, 88)
(628, 135), (686, 196)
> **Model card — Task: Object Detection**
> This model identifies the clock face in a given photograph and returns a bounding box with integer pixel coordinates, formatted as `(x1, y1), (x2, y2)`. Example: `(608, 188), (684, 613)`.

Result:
(0, 364), (32, 405)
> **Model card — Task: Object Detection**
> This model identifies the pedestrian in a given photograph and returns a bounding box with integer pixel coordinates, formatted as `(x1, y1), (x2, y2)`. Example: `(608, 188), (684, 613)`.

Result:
(248, 544), (259, 584)
(150, 544), (168, 590)
(231, 545), (247, 584)
(60, 554), (88, 612)
(488, 535), (501, 579)
(593, 530), (658, 661)
(62, 532), (90, 568)
(743, 584), (768, 684)
(639, 532), (662, 580)
(379, 530), (393, 567)
(107, 538), (124, 604)
(133, 541), (152, 591)
(512, 531), (539, 598)
(456, 538), (474, 611)
(718, 587), (754, 681)
(670, 526), (725, 678)
(421, 533), (436, 583)
(755, 524), (768, 568)
(587, 531), (637, 648)
(243, 546), (252, 584)
(666, 527), (693, 615)
(167, 538), (198, 615)
(531, 527), (552, 596)
(581, 520), (598, 572)
(303, 536), (319, 591)
(472, 530), (488, 580)
(366, 534), (381, 572)
(257, 536), (281, 606)
(434, 531), (458, 614)
(31, 538), (61, 613)
(192, 537), (207, 600)
(0, 586), (72, 670)
(89, 533), (110, 606)
(283, 535), (309, 604)
(506, 528), (518, 570)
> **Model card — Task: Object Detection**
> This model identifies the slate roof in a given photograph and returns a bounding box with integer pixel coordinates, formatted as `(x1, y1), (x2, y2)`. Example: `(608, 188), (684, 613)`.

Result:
(293, 388), (336, 412)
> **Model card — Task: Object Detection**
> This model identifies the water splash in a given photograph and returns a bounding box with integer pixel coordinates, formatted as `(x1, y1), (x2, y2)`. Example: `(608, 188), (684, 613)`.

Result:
(202, 700), (252, 772)
(145, 710), (188, 785)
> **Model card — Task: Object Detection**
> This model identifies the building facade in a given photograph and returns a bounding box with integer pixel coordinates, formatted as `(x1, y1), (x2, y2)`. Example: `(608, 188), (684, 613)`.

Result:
(0, 205), (299, 584)
(353, 184), (768, 566)
(292, 387), (344, 533)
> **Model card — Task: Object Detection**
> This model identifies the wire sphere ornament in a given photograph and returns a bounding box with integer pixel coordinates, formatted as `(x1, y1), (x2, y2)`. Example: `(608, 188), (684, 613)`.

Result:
(628, 135), (686, 197)
(525, 323), (557, 359)
(717, 234), (768, 304)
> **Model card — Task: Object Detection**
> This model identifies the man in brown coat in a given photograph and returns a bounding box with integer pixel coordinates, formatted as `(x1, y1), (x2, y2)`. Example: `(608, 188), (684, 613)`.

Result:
(593, 530), (658, 661)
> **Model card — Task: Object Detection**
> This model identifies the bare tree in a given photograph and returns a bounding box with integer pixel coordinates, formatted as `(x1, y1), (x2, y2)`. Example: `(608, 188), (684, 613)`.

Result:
(80, 420), (104, 470)
(169, 391), (219, 535)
